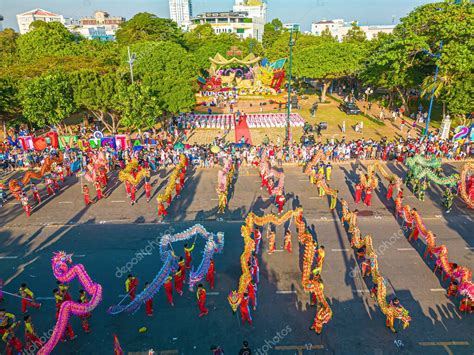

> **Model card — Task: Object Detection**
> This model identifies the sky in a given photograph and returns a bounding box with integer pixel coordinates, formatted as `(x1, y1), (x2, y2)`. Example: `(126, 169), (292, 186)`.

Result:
(1, 0), (435, 32)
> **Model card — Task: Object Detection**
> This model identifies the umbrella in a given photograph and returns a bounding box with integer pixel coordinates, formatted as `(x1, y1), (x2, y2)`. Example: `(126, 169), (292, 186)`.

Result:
(211, 146), (221, 154)
(174, 142), (184, 150)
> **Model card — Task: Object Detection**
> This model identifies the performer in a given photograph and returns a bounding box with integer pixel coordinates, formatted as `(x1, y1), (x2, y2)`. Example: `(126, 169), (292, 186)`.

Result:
(78, 290), (91, 333)
(53, 289), (76, 341)
(125, 181), (131, 197)
(163, 276), (174, 307)
(250, 252), (260, 284)
(442, 188), (454, 213)
(178, 256), (186, 277)
(348, 209), (359, 234)
(364, 186), (373, 206)
(446, 281), (458, 297)
(130, 185), (136, 205)
(31, 184), (41, 204)
(51, 172), (60, 190)
(24, 315), (43, 349)
(184, 243), (195, 269)
(125, 275), (139, 300)
(275, 192), (286, 214)
(386, 298), (404, 333)
(267, 231), (276, 254)
(144, 180), (152, 203)
(175, 181), (182, 199)
(206, 259), (215, 290)
(174, 269), (185, 296)
(325, 162), (332, 181)
(253, 228), (262, 254)
(330, 190), (338, 210)
(196, 284), (208, 317)
(283, 230), (292, 253)
(459, 296), (472, 313)
(1, 313), (22, 355)
(83, 185), (92, 206)
(239, 293), (252, 325)
(20, 194), (31, 217)
(179, 169), (185, 186)
(157, 201), (168, 218)
(57, 281), (72, 301)
(94, 180), (103, 201)
(418, 179), (428, 201)
(57, 165), (64, 182)
(18, 283), (41, 313)
(408, 209), (419, 241)
(386, 181), (395, 201)
(144, 282), (153, 317)
(247, 281), (257, 311)
(355, 183), (363, 204)
(361, 257), (371, 277)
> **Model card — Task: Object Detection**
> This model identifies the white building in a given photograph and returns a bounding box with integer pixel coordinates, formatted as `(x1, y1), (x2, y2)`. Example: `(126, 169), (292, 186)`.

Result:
(69, 11), (125, 40)
(233, 0), (267, 23)
(16, 8), (71, 34)
(311, 19), (394, 41)
(190, 11), (264, 41)
(169, 0), (193, 30)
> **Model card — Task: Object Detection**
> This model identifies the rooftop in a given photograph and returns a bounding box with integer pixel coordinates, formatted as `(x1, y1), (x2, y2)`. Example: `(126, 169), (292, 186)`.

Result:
(195, 11), (250, 19)
(17, 8), (61, 17)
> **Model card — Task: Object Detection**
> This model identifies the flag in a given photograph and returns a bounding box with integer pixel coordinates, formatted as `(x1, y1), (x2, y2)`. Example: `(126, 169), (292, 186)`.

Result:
(113, 334), (124, 355)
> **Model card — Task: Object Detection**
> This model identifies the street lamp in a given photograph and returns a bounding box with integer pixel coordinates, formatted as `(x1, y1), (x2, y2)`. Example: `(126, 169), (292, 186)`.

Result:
(286, 27), (297, 144)
(423, 41), (443, 136)
(364, 87), (373, 116)
(127, 46), (137, 84)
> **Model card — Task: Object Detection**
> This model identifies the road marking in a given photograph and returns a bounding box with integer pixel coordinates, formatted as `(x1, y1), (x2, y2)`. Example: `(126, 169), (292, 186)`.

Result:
(276, 290), (297, 294)
(74, 255), (86, 258)
(320, 216), (328, 220)
(207, 292), (220, 296)
(310, 197), (322, 200)
(298, 179), (308, 182)
(58, 201), (72, 204)
(273, 249), (284, 252)
(332, 248), (349, 252)
(352, 289), (370, 293)
(210, 199), (219, 201)
(111, 200), (126, 203)
(435, 214), (442, 218)
(397, 248), (416, 251)
(465, 247), (474, 250)
(375, 215), (382, 219)
(419, 341), (470, 355)
(36, 297), (55, 300)
(275, 345), (324, 354)
(430, 288), (446, 292)
(0, 256), (18, 259)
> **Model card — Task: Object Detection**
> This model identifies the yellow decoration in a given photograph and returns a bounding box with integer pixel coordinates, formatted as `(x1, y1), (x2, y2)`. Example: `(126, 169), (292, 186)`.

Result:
(459, 162), (474, 208)
(118, 159), (150, 186)
(157, 155), (186, 204)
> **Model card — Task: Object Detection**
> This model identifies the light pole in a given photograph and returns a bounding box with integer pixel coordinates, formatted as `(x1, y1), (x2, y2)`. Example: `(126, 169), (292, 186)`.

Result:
(364, 87), (373, 116)
(127, 46), (137, 84)
(424, 41), (443, 136)
(286, 28), (297, 144)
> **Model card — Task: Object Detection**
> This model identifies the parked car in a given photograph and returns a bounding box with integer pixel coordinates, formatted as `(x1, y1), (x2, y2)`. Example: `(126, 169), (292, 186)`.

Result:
(339, 102), (361, 115)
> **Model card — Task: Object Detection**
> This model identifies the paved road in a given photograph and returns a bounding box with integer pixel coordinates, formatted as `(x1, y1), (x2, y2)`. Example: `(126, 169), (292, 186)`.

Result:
(0, 161), (472, 355)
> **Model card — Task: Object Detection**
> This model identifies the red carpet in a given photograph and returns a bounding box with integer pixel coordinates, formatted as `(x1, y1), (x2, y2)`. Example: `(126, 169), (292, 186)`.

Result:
(234, 116), (252, 145)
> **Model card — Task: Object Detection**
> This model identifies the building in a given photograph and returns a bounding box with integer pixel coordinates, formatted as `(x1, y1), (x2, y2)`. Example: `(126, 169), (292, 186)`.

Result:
(311, 19), (394, 41)
(0, 14), (3, 31)
(233, 0), (267, 23)
(70, 11), (125, 40)
(190, 11), (264, 41)
(169, 0), (193, 30)
(16, 8), (71, 34)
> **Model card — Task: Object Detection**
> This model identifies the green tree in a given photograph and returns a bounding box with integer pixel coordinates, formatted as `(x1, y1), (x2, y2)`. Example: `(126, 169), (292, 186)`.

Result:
(0, 29), (19, 67)
(20, 72), (75, 127)
(16, 21), (77, 62)
(294, 41), (367, 101)
(118, 83), (162, 130)
(128, 41), (197, 114)
(343, 22), (367, 43)
(116, 13), (184, 45)
(0, 77), (21, 131)
(263, 18), (284, 49)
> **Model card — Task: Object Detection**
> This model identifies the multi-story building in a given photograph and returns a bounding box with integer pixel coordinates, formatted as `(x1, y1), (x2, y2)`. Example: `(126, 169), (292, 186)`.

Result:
(70, 11), (125, 40)
(169, 0), (193, 30)
(233, 0), (267, 23)
(190, 11), (264, 41)
(16, 8), (71, 34)
(311, 19), (394, 41)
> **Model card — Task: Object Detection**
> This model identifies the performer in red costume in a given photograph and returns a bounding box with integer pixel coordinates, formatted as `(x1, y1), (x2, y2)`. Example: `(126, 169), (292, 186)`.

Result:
(24, 315), (43, 349)
(163, 276), (174, 307)
(94, 180), (103, 200)
(184, 243), (195, 269)
(125, 275), (139, 300)
(83, 185), (91, 206)
(364, 187), (373, 206)
(283, 230), (292, 253)
(247, 281), (257, 311)
(130, 185), (136, 205)
(21, 194), (31, 217)
(276, 192), (286, 214)
(144, 282), (153, 317)
(53, 289), (76, 341)
(239, 293), (252, 325)
(206, 259), (215, 290)
(18, 283), (41, 313)
(31, 184), (41, 204)
(144, 180), (152, 203)
(196, 284), (208, 317)
(78, 290), (91, 333)
(386, 181), (395, 201)
(174, 269), (185, 296)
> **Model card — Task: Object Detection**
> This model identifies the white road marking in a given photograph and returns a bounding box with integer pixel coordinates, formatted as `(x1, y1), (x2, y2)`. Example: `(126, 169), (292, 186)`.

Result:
(435, 215), (442, 218)
(74, 255), (86, 258)
(36, 297), (55, 300)
(0, 256), (18, 259)
(352, 289), (370, 293)
(273, 250), (284, 252)
(111, 200), (126, 203)
(320, 216), (328, 220)
(298, 179), (308, 182)
(465, 247), (474, 250)
(397, 248), (416, 251)
(430, 288), (446, 292)
(207, 292), (220, 296)
(332, 248), (349, 252)
(118, 294), (128, 298)
(58, 201), (72, 204)
(210, 199), (219, 201)
(276, 290), (297, 294)
(310, 197), (321, 200)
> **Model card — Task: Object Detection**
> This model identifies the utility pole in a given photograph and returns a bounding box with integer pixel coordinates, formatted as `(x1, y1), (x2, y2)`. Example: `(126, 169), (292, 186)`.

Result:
(425, 40), (443, 136)
(127, 46), (136, 84)
(286, 27), (296, 144)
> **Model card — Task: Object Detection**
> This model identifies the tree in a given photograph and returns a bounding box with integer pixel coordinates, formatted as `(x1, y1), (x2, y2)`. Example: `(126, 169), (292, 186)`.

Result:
(343, 22), (367, 43)
(20, 72), (75, 127)
(294, 41), (367, 101)
(0, 77), (21, 132)
(263, 18), (284, 49)
(118, 83), (162, 130)
(116, 13), (184, 46)
(16, 21), (77, 62)
(0, 29), (19, 67)
(265, 32), (326, 62)
(128, 41), (197, 114)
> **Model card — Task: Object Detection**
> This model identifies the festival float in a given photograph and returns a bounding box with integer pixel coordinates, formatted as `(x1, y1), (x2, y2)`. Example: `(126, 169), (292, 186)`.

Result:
(216, 157), (235, 215)
(38, 252), (102, 355)
(108, 225), (224, 314)
(340, 200), (412, 331)
(459, 162), (474, 208)
(228, 208), (332, 334)
(405, 155), (458, 188)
